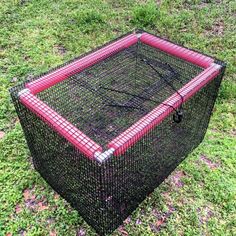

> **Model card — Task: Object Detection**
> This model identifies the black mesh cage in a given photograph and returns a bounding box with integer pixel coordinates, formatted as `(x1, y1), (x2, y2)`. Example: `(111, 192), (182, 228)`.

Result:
(10, 30), (226, 235)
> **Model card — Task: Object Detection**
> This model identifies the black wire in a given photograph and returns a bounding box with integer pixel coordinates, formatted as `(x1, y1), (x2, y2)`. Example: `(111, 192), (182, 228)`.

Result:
(77, 78), (145, 111)
(141, 58), (184, 107)
(101, 57), (185, 114)
(102, 58), (185, 123)
(100, 86), (179, 113)
(141, 58), (185, 123)
(105, 103), (146, 111)
(77, 57), (184, 119)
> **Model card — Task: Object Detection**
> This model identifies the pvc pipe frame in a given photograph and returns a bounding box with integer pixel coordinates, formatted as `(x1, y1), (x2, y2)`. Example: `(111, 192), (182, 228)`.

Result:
(19, 32), (220, 161)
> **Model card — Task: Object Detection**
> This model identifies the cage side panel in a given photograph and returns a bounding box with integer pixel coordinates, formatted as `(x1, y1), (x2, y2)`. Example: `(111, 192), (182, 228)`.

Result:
(26, 34), (138, 94)
(99, 71), (223, 233)
(10, 87), (107, 235)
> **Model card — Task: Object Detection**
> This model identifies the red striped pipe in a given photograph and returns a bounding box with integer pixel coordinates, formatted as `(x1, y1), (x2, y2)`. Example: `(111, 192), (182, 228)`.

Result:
(26, 34), (138, 94)
(108, 63), (220, 156)
(19, 90), (102, 159)
(140, 33), (214, 68)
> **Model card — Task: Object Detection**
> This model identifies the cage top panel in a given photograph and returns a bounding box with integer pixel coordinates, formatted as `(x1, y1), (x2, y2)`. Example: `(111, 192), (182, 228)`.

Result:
(17, 31), (220, 159)
(36, 42), (204, 149)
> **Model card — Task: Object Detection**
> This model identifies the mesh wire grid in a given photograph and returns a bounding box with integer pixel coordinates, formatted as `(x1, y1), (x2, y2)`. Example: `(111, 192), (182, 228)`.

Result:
(36, 42), (204, 148)
(10, 30), (226, 235)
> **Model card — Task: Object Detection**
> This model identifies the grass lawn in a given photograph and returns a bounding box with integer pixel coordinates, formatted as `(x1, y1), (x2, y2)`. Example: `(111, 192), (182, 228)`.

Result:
(0, 0), (235, 235)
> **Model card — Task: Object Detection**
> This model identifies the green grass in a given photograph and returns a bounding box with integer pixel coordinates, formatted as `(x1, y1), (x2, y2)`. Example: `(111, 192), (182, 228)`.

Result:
(0, 0), (235, 235)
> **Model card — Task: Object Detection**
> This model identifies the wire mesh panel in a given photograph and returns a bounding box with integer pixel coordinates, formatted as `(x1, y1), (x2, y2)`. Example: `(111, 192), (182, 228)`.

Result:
(10, 30), (225, 235)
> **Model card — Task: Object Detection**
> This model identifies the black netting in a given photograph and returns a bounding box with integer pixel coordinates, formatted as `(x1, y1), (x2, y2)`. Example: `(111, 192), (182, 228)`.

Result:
(35, 42), (203, 147)
(10, 30), (225, 235)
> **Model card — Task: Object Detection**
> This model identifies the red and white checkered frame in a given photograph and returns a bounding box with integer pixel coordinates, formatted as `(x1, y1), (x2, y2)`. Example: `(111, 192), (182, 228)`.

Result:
(19, 32), (221, 160)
